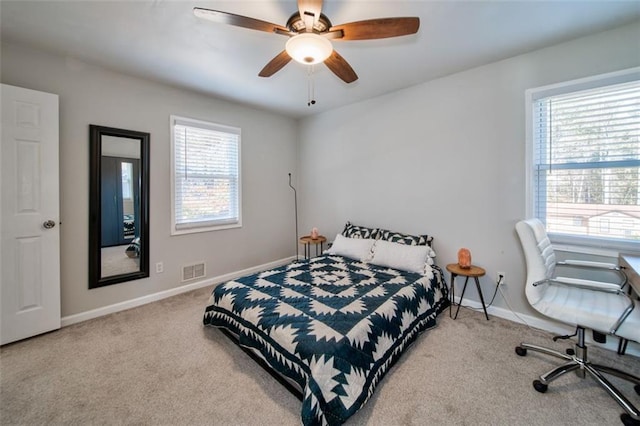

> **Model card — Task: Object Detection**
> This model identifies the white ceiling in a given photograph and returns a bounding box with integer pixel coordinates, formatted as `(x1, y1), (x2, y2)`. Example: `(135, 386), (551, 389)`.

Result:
(1, 1), (639, 118)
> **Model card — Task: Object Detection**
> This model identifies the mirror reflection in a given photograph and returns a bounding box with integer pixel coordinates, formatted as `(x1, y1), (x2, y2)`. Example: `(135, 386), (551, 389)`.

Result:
(100, 136), (141, 278)
(89, 125), (149, 289)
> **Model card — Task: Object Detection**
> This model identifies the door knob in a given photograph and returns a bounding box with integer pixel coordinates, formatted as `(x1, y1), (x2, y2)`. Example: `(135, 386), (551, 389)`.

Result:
(43, 220), (56, 229)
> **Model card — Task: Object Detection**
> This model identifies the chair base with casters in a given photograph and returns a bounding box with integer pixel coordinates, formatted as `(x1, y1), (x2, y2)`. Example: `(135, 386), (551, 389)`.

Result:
(516, 326), (640, 425)
(515, 219), (639, 425)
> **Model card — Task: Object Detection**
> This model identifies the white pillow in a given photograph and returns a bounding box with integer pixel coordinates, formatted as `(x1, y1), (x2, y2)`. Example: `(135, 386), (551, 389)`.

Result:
(326, 234), (375, 261)
(370, 239), (432, 274)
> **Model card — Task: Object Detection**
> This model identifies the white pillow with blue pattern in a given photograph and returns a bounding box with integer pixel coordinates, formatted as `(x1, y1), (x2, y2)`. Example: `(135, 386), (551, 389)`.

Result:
(341, 221), (381, 240)
(342, 221), (434, 248)
(377, 228), (434, 247)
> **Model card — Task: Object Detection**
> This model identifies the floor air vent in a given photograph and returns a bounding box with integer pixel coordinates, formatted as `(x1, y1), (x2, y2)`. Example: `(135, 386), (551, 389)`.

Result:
(182, 262), (205, 282)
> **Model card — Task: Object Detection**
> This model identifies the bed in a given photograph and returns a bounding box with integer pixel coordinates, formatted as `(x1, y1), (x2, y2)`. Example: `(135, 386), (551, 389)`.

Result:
(203, 223), (449, 425)
(123, 214), (135, 239)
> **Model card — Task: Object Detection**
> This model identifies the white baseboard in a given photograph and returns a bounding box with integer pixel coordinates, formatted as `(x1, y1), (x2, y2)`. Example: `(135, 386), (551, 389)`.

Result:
(61, 256), (297, 327)
(452, 295), (640, 357)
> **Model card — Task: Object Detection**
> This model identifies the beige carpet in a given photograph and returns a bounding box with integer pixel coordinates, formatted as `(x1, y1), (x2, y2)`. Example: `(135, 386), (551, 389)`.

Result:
(1, 286), (639, 425)
(101, 245), (139, 278)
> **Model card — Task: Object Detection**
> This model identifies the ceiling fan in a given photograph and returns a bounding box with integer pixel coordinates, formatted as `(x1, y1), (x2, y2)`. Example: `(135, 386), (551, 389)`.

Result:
(193, 0), (420, 84)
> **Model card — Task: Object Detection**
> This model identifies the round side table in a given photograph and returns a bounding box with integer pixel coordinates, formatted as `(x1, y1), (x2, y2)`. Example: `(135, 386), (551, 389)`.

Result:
(446, 263), (489, 320)
(299, 235), (326, 259)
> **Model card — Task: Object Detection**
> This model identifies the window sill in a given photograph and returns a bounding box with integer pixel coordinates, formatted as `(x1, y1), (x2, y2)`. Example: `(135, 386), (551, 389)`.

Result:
(548, 232), (640, 257)
(171, 222), (241, 236)
(552, 243), (620, 258)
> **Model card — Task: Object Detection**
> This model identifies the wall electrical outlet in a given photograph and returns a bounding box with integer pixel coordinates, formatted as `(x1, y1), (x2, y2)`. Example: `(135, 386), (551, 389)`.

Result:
(497, 271), (506, 286)
(156, 262), (164, 273)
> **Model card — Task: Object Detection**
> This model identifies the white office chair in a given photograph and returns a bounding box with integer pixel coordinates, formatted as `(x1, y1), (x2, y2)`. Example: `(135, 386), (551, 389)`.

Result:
(515, 218), (640, 425)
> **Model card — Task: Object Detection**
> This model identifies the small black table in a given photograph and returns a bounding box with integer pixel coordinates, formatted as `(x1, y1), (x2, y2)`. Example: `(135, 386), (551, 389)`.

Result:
(446, 263), (489, 320)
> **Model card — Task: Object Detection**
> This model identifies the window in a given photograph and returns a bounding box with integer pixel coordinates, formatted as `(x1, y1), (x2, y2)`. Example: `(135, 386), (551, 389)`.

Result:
(121, 162), (133, 200)
(526, 68), (640, 250)
(171, 115), (241, 235)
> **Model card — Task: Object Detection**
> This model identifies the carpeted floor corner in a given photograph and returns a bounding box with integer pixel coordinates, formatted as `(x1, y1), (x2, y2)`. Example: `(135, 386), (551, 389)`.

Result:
(1, 286), (638, 425)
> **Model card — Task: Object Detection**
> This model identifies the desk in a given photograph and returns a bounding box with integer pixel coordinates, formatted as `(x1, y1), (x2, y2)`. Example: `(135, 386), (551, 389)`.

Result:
(618, 254), (639, 355)
(619, 253), (640, 296)
(299, 235), (326, 259)
(446, 263), (489, 320)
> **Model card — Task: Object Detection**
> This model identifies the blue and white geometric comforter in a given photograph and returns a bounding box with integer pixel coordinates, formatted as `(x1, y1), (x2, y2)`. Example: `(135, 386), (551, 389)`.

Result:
(203, 255), (449, 425)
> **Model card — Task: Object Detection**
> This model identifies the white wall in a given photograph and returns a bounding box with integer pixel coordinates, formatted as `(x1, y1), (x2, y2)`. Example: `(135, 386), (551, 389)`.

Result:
(1, 42), (298, 317)
(297, 22), (640, 320)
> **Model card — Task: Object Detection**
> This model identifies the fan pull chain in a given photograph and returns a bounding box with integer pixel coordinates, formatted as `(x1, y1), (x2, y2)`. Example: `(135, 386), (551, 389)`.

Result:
(307, 65), (316, 107)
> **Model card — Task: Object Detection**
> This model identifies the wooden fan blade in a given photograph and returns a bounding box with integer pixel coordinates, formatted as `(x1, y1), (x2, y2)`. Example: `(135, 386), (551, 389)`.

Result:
(330, 17), (419, 40)
(298, 0), (323, 31)
(324, 50), (358, 83)
(194, 8), (291, 35)
(259, 51), (292, 77)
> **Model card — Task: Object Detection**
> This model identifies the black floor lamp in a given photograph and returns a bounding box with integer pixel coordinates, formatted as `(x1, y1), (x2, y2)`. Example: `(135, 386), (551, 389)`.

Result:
(288, 173), (299, 260)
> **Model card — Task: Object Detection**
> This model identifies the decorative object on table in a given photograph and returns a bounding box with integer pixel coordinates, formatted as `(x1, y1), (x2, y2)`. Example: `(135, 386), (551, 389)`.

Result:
(288, 173), (299, 260)
(457, 248), (471, 269)
(311, 227), (319, 239)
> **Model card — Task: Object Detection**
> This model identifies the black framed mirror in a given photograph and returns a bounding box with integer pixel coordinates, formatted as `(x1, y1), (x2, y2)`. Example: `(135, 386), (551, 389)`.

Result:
(89, 125), (149, 288)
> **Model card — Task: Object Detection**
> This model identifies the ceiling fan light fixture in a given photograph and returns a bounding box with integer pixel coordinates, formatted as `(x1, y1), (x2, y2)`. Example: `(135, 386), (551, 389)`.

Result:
(285, 33), (333, 65)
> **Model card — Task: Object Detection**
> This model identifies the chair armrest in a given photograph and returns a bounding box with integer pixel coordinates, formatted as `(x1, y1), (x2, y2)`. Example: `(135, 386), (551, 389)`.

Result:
(558, 259), (619, 270)
(533, 277), (625, 294)
(554, 276), (624, 291)
(533, 277), (636, 334)
(555, 260), (627, 288)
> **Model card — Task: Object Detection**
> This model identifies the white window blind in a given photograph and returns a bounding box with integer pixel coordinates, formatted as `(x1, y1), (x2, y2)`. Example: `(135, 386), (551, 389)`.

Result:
(532, 79), (640, 247)
(171, 116), (241, 234)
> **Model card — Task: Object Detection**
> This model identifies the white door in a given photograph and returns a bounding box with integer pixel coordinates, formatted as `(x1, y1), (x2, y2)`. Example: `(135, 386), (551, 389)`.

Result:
(1, 84), (60, 345)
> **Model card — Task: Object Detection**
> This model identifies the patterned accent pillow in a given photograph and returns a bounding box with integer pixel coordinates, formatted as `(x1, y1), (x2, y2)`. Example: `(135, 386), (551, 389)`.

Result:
(378, 229), (434, 247)
(342, 221), (381, 240)
(125, 237), (140, 258)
